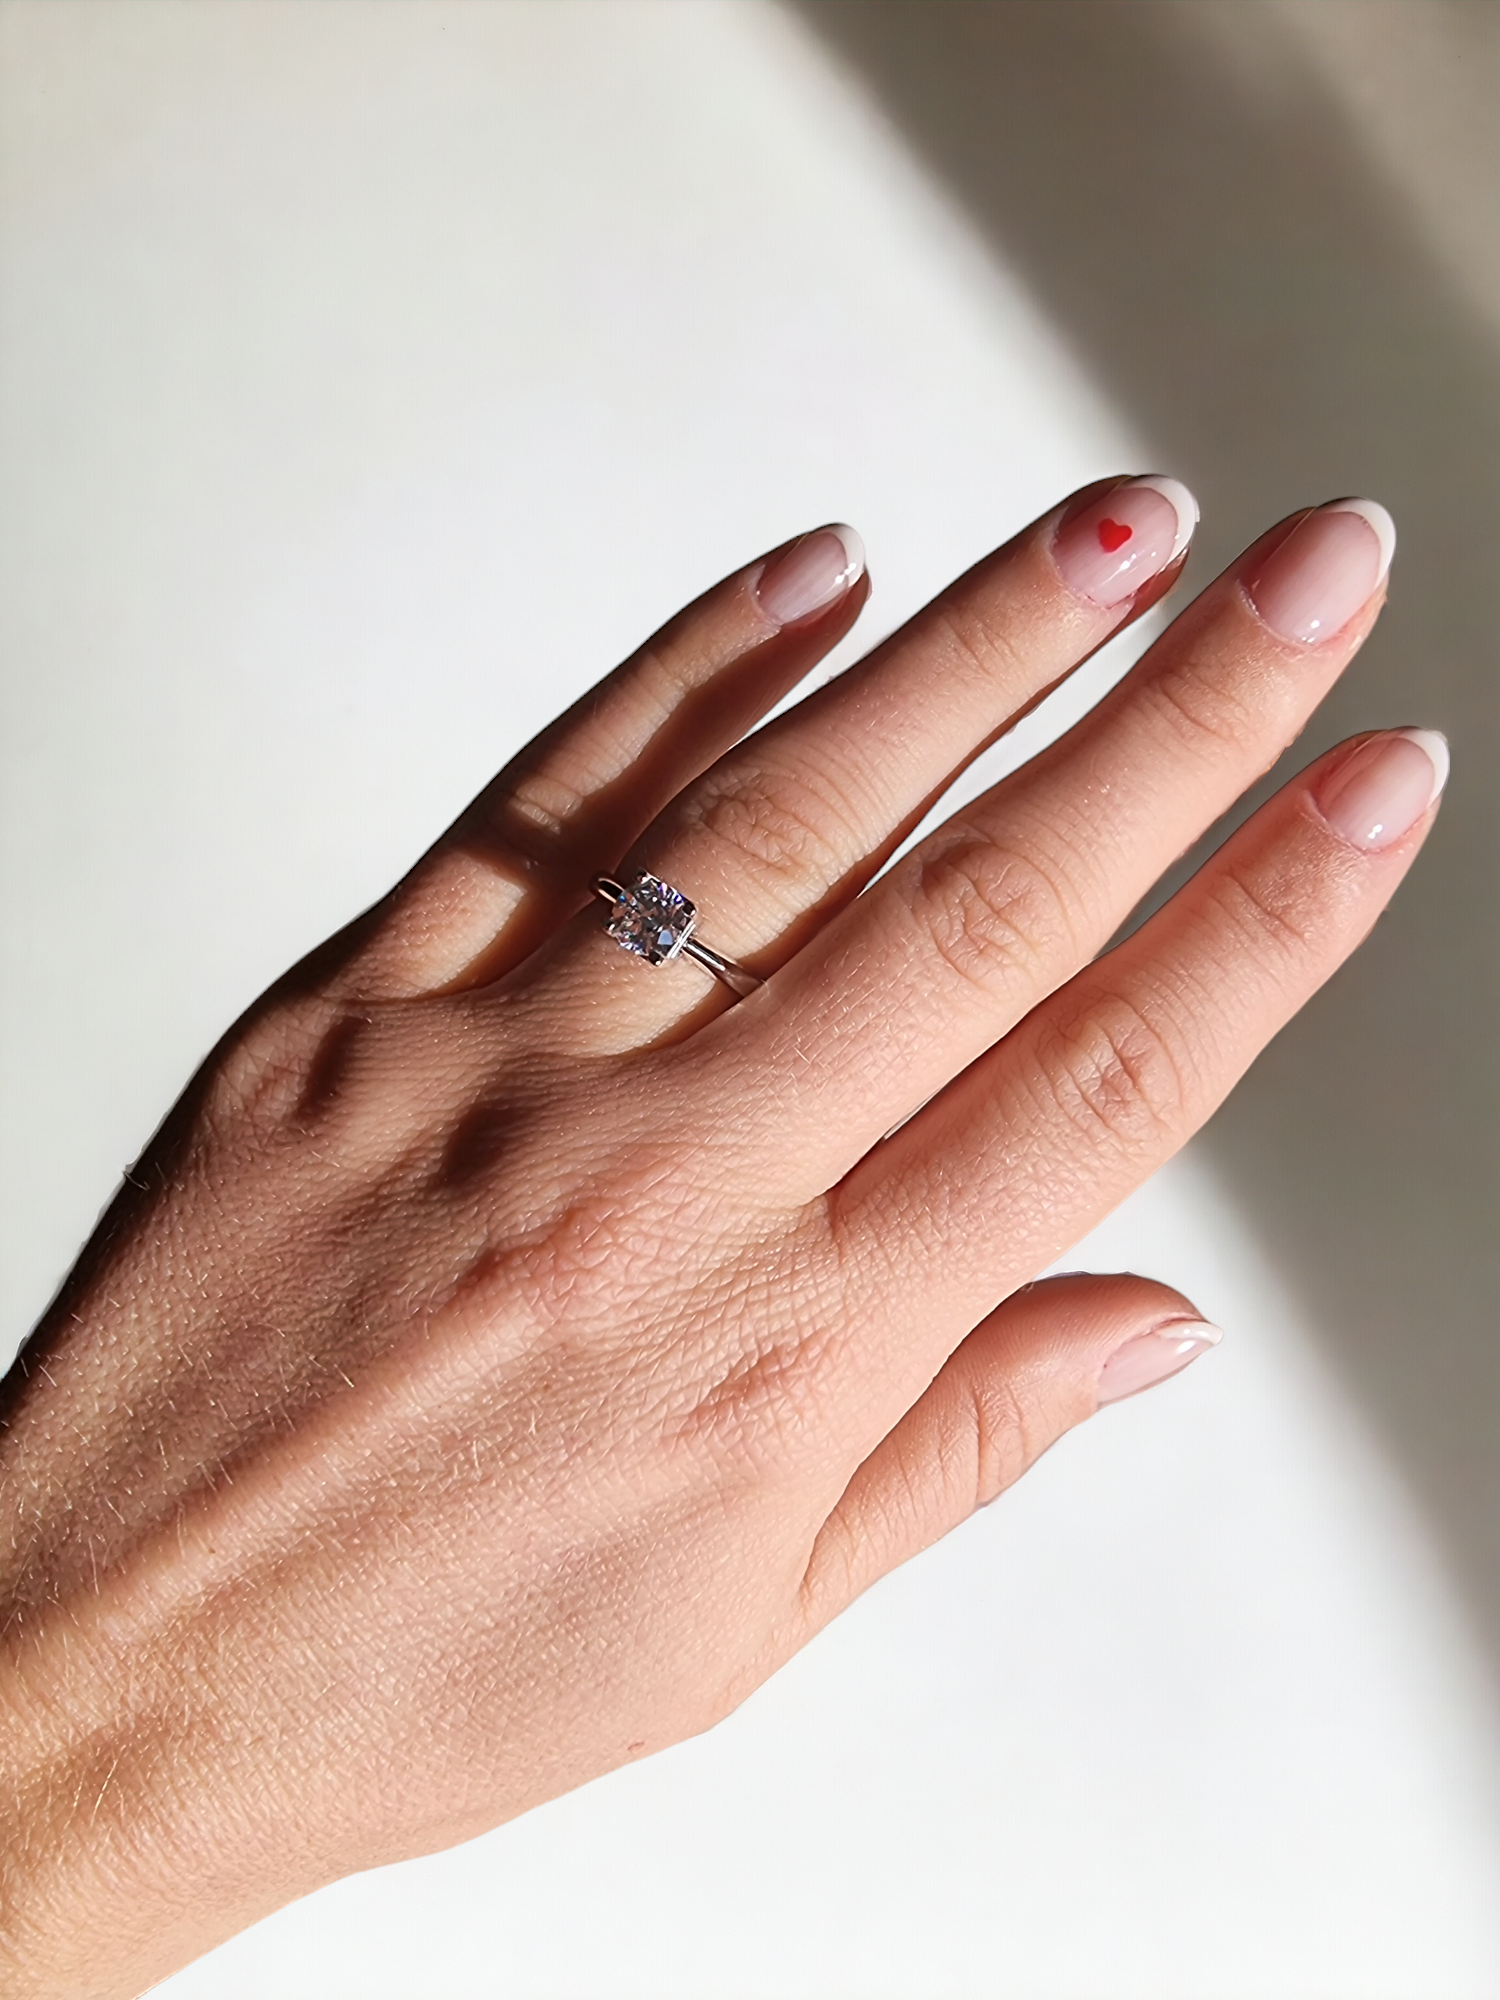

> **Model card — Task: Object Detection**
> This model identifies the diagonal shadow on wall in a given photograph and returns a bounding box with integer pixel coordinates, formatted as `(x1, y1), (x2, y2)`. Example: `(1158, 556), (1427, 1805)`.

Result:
(793, 0), (1500, 1662)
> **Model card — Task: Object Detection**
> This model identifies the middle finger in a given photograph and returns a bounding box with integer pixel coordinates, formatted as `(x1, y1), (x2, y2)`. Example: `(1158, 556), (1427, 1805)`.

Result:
(715, 496), (1395, 1194)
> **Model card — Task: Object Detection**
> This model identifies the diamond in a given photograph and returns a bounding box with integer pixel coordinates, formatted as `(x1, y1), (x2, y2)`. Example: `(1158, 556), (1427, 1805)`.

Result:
(604, 870), (697, 965)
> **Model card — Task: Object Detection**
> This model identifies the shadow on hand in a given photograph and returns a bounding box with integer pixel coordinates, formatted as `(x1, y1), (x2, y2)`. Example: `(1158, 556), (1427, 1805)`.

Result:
(792, 0), (1500, 1662)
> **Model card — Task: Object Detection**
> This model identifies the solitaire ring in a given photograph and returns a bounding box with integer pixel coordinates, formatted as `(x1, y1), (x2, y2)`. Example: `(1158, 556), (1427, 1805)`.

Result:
(590, 871), (762, 999)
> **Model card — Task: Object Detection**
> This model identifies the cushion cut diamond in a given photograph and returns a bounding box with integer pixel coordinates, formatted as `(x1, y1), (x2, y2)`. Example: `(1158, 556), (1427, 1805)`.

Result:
(604, 871), (697, 965)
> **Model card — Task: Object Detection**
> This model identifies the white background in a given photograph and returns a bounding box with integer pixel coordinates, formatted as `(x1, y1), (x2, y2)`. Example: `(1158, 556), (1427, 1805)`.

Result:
(2, 4), (1498, 1994)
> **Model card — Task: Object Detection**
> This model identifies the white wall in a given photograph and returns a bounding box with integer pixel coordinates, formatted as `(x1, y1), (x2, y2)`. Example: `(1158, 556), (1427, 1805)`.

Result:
(2, 4), (1497, 1993)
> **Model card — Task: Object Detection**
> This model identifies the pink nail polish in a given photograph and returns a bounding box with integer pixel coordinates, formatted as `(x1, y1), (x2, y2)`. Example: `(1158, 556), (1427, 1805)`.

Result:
(1244, 498), (1395, 644)
(753, 525), (865, 627)
(1051, 476), (1198, 609)
(1097, 1319), (1221, 1405)
(1313, 728), (1448, 851)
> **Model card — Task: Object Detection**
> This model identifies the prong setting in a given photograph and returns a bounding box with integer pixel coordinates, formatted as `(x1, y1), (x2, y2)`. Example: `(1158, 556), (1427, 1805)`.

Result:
(601, 871), (698, 966)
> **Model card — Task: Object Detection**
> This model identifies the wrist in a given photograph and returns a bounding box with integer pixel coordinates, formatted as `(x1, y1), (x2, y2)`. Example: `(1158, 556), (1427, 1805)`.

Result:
(0, 1622), (314, 1999)
(2, 1615), (202, 1996)
(0, 1389), (305, 1999)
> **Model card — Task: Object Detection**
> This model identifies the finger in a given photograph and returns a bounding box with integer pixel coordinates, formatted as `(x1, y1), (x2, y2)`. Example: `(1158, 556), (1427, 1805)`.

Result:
(829, 727), (1448, 1346)
(515, 476), (1197, 1046)
(795, 1273), (1219, 1636)
(332, 525), (868, 999)
(710, 498), (1396, 1186)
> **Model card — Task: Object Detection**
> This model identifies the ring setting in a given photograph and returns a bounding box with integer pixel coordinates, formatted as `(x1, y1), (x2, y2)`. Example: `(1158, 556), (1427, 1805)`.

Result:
(590, 871), (761, 998)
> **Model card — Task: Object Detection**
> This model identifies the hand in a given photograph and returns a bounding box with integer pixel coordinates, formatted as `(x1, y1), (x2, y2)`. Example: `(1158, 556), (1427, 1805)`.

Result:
(0, 480), (1439, 1996)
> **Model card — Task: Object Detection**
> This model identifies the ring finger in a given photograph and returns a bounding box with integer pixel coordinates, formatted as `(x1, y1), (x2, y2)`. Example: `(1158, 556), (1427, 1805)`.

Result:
(514, 474), (1197, 1043)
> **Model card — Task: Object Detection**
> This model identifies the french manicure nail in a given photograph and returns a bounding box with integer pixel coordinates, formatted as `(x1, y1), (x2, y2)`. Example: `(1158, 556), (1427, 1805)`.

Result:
(1313, 728), (1449, 851)
(1051, 476), (1198, 610)
(753, 525), (866, 626)
(1244, 498), (1395, 644)
(1097, 1319), (1222, 1406)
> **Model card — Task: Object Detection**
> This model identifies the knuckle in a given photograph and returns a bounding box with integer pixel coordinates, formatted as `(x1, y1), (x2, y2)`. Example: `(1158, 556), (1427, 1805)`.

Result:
(928, 598), (1030, 696)
(1031, 995), (1187, 1151)
(483, 1141), (731, 1341)
(205, 998), (342, 1131)
(912, 834), (1077, 998)
(674, 1313), (836, 1466)
(205, 997), (457, 1179)
(968, 1371), (1034, 1507)
(474, 635), (699, 864)
(683, 767), (858, 895)
(666, 1226), (850, 1468)
(511, 1175), (698, 1317)
(477, 756), (593, 869)
(1146, 661), (1258, 758)
(633, 633), (718, 713)
(1209, 857), (1324, 962)
(497, 765), (588, 851)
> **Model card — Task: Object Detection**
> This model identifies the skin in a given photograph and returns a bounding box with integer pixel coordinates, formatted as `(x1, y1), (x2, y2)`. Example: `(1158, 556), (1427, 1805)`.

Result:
(0, 482), (1425, 1996)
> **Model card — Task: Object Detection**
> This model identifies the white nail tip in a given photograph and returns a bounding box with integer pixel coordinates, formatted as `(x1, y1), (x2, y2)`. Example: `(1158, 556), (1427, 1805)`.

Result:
(1132, 476), (1199, 560)
(1327, 498), (1397, 581)
(827, 522), (867, 586)
(1160, 1317), (1223, 1349)
(1396, 727), (1450, 801)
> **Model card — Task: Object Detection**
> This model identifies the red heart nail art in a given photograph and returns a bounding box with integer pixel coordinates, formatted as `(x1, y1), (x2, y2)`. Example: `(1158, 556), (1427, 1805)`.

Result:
(1097, 518), (1132, 554)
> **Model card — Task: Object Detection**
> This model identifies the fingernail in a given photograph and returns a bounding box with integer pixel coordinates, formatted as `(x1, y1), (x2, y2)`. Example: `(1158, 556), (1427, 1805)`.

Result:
(753, 525), (865, 626)
(1313, 727), (1449, 852)
(1244, 498), (1395, 645)
(1097, 1319), (1221, 1406)
(1051, 476), (1198, 610)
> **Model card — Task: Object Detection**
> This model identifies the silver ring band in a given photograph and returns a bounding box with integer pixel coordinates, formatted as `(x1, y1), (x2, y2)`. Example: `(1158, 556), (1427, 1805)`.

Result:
(590, 872), (762, 998)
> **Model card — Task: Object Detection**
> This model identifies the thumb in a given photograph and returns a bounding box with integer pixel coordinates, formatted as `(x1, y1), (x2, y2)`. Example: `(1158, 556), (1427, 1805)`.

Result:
(797, 1272), (1220, 1637)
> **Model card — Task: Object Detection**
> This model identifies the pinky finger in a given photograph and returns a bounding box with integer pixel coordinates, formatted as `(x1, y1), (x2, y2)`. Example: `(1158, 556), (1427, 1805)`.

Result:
(795, 1272), (1219, 1637)
(333, 525), (868, 1000)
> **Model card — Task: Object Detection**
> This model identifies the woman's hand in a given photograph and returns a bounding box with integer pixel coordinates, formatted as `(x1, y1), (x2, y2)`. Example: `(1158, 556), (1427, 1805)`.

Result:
(0, 480), (1438, 1996)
